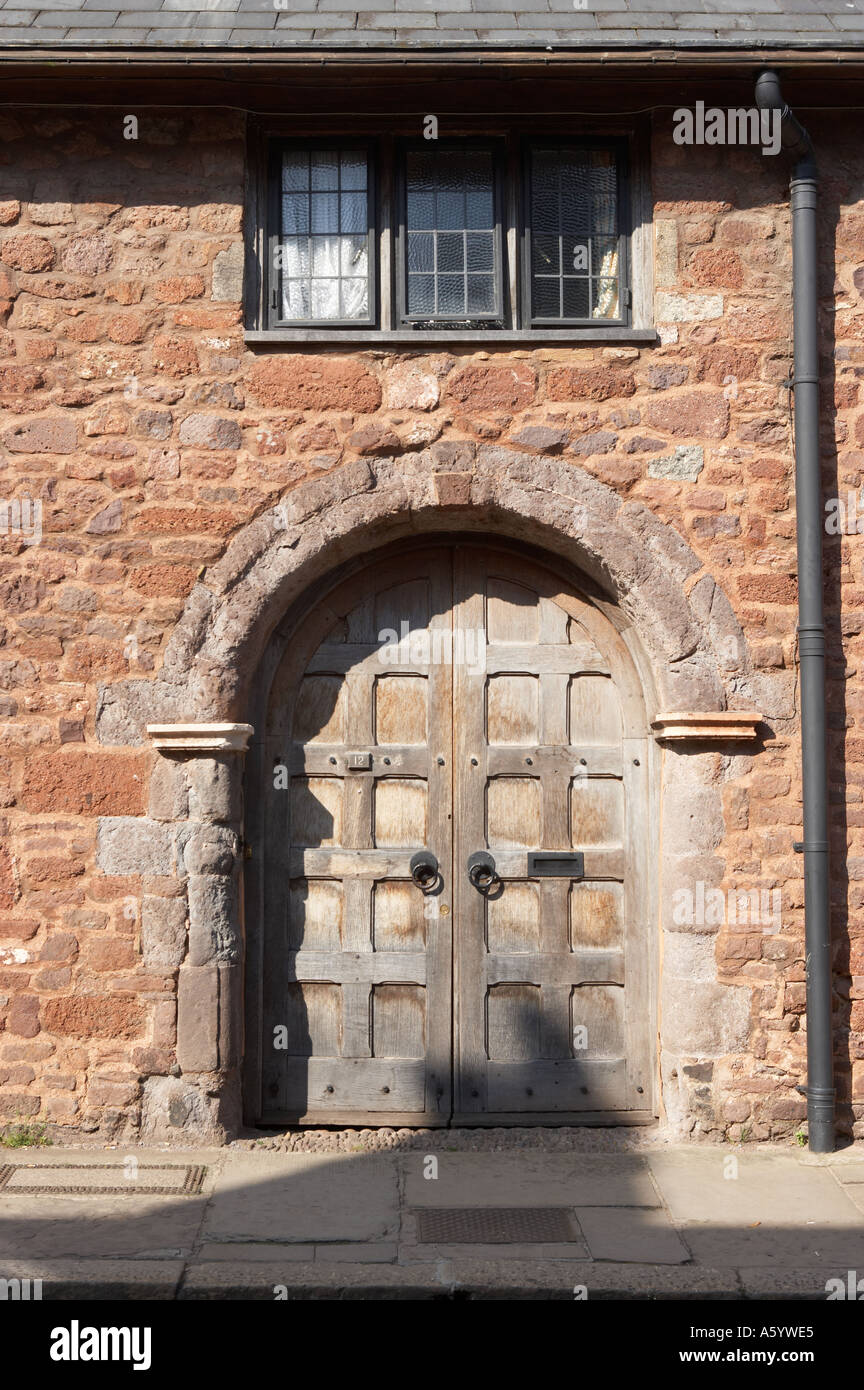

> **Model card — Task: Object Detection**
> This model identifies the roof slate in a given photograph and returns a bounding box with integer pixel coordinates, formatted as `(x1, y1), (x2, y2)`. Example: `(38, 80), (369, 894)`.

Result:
(1, 0), (863, 50)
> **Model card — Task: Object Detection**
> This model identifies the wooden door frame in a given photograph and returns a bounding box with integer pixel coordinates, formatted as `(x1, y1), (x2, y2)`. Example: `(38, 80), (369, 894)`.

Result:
(242, 532), (659, 1128)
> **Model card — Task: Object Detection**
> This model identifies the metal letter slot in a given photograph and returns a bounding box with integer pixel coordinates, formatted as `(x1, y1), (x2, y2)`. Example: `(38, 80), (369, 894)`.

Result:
(528, 851), (585, 878)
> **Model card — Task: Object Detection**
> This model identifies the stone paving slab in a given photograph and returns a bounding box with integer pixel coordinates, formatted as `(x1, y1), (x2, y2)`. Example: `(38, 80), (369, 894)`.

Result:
(576, 1206), (689, 1264)
(200, 1152), (398, 1243)
(648, 1150), (864, 1227)
(681, 1224), (864, 1269)
(401, 1152), (660, 1208)
(196, 1242), (317, 1262)
(0, 1195), (208, 1259)
(827, 1162), (864, 1184)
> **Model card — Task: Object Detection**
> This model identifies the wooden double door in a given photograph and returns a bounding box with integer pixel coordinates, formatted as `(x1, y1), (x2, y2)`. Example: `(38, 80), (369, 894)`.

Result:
(254, 542), (654, 1126)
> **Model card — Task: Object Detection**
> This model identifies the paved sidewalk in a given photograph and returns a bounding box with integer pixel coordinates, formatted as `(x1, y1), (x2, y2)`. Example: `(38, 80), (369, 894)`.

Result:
(1, 1143), (864, 1299)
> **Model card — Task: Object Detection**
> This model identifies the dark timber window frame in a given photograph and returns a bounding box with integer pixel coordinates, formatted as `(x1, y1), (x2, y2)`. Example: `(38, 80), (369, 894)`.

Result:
(246, 116), (654, 347)
(266, 138), (377, 332)
(521, 137), (631, 331)
(394, 138), (508, 330)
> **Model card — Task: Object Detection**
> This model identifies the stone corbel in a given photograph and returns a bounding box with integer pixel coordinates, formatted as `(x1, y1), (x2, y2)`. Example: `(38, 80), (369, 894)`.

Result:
(651, 711), (763, 742)
(146, 722), (254, 753)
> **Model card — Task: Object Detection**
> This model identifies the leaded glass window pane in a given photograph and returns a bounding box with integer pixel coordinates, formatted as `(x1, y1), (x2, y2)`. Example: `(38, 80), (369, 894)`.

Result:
(404, 147), (497, 319)
(279, 148), (371, 322)
(528, 147), (621, 322)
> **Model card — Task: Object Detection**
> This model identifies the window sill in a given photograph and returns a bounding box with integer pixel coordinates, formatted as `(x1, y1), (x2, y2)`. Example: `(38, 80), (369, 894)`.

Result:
(245, 327), (658, 347)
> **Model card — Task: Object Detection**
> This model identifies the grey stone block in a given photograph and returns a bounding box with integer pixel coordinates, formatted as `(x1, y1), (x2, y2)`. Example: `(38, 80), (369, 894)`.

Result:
(97, 817), (175, 876)
(648, 444), (704, 481)
(187, 875), (239, 966)
(211, 243), (244, 302)
(186, 756), (242, 824)
(141, 895), (187, 971)
(148, 757), (189, 822)
(177, 965), (220, 1073)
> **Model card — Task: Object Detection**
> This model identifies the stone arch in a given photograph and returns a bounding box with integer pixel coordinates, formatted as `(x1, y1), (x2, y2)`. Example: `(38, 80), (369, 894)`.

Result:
(117, 449), (758, 1143)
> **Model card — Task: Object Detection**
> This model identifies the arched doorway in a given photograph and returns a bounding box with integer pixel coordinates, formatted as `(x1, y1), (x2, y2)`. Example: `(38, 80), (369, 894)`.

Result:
(244, 535), (657, 1127)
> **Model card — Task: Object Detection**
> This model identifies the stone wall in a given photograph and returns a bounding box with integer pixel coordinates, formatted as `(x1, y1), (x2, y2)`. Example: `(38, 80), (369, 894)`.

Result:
(0, 105), (862, 1143)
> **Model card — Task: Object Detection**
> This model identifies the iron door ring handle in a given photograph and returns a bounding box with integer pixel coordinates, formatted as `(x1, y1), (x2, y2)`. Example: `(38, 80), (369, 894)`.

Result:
(410, 850), (439, 892)
(467, 851), (497, 891)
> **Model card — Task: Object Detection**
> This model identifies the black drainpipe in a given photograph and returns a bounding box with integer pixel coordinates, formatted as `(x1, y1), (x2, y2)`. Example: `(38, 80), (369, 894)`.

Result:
(755, 70), (834, 1153)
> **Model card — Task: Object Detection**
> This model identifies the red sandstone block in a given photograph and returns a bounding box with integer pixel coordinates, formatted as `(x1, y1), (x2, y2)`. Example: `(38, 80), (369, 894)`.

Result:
(643, 390), (729, 440)
(154, 276), (205, 304)
(738, 573), (797, 604)
(133, 506), (238, 537)
(546, 366), (635, 402)
(42, 995), (144, 1040)
(127, 564), (198, 599)
(447, 362), (536, 412)
(685, 247), (744, 289)
(87, 876), (142, 903)
(1, 235), (55, 271)
(151, 335), (199, 377)
(6, 994), (40, 1038)
(248, 353), (381, 412)
(21, 752), (149, 816)
(86, 939), (137, 972)
(0, 918), (38, 940)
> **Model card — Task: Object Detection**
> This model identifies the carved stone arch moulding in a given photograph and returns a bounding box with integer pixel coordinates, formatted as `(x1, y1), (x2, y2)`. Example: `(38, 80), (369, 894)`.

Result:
(94, 450), (770, 1142)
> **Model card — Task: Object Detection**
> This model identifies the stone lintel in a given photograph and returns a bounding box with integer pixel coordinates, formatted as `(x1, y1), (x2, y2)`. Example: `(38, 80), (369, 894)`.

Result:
(652, 711), (763, 742)
(147, 722), (254, 753)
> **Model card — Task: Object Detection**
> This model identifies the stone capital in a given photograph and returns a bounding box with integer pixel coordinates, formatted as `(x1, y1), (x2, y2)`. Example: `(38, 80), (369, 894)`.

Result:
(651, 710), (762, 742)
(146, 722), (254, 753)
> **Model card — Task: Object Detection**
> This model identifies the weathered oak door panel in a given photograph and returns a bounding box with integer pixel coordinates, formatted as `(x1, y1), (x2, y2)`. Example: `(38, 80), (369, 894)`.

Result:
(452, 549), (652, 1122)
(259, 552), (454, 1125)
(255, 542), (653, 1126)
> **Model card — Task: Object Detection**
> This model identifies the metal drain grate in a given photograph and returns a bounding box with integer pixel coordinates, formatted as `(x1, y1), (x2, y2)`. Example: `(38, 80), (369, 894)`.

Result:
(0, 1163), (207, 1196)
(414, 1206), (579, 1244)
